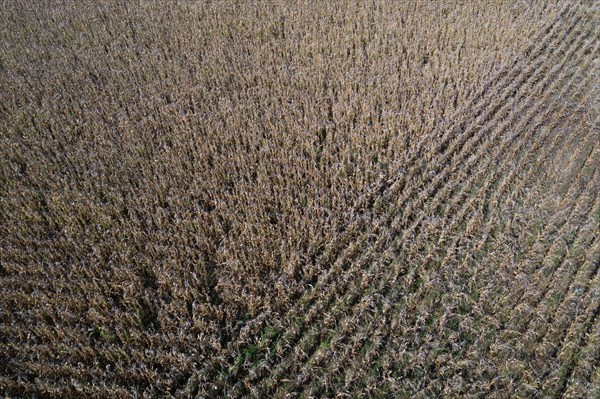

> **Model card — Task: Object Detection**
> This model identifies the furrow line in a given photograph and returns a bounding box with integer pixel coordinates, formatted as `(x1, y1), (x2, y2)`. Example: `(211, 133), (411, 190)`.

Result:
(544, 248), (600, 398)
(195, 5), (585, 394)
(368, 141), (598, 398)
(257, 27), (596, 397)
(412, 108), (600, 399)
(291, 1), (577, 255)
(273, 0), (582, 312)
(532, 187), (600, 362)
(475, 95), (599, 322)
(562, 299), (600, 399)
(514, 164), (600, 355)
(482, 129), (600, 361)
(342, 57), (600, 399)
(241, 19), (592, 394)
(296, 41), (600, 399)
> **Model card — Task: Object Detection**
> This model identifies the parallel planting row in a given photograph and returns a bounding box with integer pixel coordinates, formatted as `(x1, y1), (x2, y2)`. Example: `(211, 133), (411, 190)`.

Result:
(193, 2), (600, 398)
(0, 1), (598, 398)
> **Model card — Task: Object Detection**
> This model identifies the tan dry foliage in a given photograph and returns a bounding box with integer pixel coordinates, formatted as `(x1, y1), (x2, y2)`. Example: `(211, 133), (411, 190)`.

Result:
(1, 1), (597, 398)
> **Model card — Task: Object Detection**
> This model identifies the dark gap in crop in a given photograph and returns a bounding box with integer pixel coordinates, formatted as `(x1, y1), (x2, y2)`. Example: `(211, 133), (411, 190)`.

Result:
(140, 297), (160, 332)
(0, 262), (8, 277)
(141, 268), (158, 290)
(168, 370), (193, 396)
